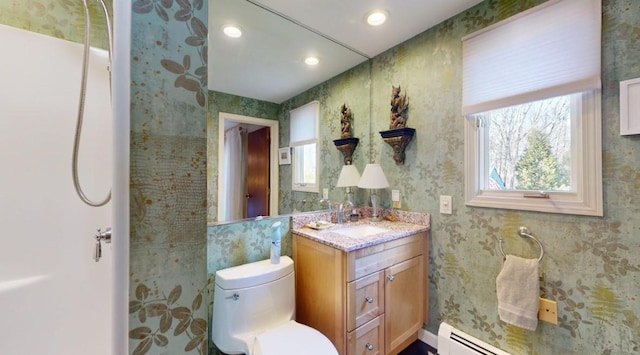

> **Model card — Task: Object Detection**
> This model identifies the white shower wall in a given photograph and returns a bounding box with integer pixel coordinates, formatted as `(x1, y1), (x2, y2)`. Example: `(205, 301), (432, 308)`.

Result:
(0, 24), (113, 354)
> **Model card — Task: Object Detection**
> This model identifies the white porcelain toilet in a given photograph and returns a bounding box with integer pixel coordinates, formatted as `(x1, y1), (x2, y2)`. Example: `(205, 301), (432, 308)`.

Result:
(211, 256), (338, 355)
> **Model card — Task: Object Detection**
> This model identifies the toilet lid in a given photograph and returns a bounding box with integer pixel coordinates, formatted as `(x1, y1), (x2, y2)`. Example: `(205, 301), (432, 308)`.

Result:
(254, 321), (338, 355)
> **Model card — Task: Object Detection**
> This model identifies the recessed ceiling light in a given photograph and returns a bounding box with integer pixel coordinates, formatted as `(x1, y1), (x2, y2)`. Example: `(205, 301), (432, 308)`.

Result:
(222, 25), (242, 38)
(305, 57), (319, 66)
(365, 9), (389, 26)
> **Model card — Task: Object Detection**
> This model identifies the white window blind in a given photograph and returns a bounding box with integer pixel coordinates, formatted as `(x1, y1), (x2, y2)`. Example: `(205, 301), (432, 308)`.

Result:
(290, 100), (319, 193)
(462, 0), (601, 116)
(290, 100), (319, 144)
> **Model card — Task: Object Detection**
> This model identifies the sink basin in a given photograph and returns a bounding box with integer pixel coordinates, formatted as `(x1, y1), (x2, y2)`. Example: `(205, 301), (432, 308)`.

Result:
(334, 224), (390, 238)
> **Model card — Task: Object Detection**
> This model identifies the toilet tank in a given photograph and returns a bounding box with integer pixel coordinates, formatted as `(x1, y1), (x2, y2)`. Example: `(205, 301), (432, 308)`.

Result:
(212, 256), (296, 354)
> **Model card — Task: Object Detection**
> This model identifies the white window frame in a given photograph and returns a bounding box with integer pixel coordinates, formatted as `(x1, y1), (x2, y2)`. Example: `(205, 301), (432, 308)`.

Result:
(290, 101), (319, 193)
(464, 90), (602, 216)
(462, 0), (602, 216)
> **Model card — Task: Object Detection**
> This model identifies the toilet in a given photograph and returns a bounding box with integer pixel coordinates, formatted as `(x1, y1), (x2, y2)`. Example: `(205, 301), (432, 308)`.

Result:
(211, 256), (338, 355)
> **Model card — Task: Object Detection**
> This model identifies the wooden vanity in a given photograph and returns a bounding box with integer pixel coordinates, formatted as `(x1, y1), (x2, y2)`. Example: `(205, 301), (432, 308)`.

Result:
(293, 221), (428, 355)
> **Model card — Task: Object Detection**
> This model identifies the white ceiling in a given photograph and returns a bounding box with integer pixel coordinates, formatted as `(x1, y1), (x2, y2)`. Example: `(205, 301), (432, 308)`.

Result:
(208, 0), (483, 103)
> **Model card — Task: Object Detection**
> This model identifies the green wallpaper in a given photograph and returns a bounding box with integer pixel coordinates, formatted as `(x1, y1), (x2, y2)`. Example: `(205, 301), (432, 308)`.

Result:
(277, 61), (372, 214)
(209, 1), (640, 353)
(0, 0), (112, 49)
(129, 0), (208, 354)
(366, 1), (640, 354)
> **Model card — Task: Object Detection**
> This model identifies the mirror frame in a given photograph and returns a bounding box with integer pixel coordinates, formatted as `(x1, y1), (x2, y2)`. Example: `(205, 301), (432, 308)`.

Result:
(217, 112), (280, 222)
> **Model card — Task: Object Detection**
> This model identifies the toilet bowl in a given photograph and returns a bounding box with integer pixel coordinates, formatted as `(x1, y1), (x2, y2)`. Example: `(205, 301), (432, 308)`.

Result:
(254, 319), (336, 355)
(211, 256), (338, 355)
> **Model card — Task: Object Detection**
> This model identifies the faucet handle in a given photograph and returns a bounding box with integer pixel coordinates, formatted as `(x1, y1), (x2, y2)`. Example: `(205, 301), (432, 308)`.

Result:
(348, 209), (360, 222)
(318, 198), (332, 211)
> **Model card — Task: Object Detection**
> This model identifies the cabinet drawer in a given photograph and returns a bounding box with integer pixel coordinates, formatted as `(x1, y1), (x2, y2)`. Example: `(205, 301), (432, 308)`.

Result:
(347, 232), (424, 281)
(347, 315), (384, 355)
(347, 271), (384, 331)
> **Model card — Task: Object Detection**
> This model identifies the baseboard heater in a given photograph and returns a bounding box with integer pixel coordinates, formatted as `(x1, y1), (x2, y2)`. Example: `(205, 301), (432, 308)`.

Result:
(437, 322), (511, 355)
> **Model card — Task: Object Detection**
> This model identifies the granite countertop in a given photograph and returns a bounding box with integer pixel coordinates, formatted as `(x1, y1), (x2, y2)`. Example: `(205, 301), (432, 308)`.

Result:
(293, 219), (429, 252)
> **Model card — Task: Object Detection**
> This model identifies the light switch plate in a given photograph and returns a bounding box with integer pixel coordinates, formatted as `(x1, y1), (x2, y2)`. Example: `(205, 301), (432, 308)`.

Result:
(322, 188), (329, 200)
(440, 195), (452, 214)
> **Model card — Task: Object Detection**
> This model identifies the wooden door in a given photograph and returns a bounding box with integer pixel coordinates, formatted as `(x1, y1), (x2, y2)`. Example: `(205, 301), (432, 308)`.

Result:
(246, 127), (270, 218)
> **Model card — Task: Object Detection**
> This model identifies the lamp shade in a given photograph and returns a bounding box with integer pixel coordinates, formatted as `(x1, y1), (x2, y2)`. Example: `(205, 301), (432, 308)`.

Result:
(357, 164), (389, 189)
(336, 165), (361, 187)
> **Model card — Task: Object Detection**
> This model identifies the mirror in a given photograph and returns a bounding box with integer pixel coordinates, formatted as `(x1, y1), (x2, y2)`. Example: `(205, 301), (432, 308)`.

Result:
(216, 112), (280, 223)
(207, 0), (371, 225)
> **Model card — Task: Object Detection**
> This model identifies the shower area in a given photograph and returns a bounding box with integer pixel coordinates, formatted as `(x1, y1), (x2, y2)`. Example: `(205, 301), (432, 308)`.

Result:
(0, 1), (128, 354)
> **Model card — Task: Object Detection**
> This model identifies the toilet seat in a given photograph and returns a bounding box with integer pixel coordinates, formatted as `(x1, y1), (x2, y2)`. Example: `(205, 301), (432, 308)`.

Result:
(254, 320), (338, 355)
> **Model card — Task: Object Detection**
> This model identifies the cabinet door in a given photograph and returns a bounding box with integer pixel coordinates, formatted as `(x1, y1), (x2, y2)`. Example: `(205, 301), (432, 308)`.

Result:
(293, 234), (347, 353)
(384, 256), (424, 354)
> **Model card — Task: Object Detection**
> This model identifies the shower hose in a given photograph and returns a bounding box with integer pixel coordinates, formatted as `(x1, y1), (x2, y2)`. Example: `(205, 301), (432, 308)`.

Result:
(73, 0), (113, 207)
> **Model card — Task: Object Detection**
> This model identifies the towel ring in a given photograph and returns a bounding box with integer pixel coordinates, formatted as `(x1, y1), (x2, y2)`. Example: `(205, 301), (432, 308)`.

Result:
(499, 226), (544, 262)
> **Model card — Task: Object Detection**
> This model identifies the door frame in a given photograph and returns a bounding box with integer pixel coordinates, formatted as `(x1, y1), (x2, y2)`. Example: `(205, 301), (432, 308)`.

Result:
(217, 112), (279, 222)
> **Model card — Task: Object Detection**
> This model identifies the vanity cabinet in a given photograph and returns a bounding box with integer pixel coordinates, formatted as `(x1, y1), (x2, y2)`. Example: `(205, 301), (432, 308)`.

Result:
(293, 230), (427, 355)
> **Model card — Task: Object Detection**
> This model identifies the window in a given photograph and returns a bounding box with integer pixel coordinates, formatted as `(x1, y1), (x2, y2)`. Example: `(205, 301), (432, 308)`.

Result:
(463, 0), (602, 216)
(290, 101), (319, 192)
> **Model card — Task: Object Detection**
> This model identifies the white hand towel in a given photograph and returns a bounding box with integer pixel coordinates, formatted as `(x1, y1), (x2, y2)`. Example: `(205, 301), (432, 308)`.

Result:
(496, 255), (540, 331)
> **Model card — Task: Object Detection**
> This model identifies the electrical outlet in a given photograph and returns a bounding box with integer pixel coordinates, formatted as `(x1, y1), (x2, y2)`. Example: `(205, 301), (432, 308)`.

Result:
(538, 297), (558, 324)
(392, 190), (401, 208)
(322, 188), (329, 200)
(440, 195), (452, 214)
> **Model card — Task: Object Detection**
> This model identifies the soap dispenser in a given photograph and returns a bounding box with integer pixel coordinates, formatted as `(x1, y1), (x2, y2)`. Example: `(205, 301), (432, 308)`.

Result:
(270, 221), (282, 264)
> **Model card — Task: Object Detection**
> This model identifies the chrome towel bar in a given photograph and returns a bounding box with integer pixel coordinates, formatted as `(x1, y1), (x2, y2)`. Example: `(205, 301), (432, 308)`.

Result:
(499, 226), (544, 262)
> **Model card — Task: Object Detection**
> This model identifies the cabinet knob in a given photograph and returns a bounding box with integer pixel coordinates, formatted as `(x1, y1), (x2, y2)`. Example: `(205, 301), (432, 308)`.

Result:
(365, 343), (374, 351)
(387, 274), (395, 281)
(365, 296), (374, 303)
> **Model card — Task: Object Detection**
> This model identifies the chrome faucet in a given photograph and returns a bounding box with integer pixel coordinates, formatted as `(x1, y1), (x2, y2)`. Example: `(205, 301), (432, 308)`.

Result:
(337, 200), (354, 224)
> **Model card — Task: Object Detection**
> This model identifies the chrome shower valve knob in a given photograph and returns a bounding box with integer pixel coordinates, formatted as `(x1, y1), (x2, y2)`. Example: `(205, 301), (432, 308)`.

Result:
(93, 228), (112, 262)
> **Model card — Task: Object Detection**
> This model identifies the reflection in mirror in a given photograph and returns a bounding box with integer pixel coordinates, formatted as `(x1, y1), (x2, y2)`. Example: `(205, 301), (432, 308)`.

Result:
(207, 0), (370, 225)
(290, 101), (319, 193)
(217, 112), (279, 223)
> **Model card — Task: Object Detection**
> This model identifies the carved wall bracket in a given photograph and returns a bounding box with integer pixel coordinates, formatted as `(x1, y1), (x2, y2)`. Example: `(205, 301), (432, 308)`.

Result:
(380, 127), (415, 165)
(333, 137), (359, 165)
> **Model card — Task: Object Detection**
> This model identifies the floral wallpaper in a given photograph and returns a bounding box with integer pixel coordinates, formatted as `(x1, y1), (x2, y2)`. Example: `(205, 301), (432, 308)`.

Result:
(209, 0), (640, 354)
(129, 0), (208, 354)
(364, 1), (640, 354)
(0, 0), (112, 49)
(277, 61), (372, 215)
(129, 283), (207, 354)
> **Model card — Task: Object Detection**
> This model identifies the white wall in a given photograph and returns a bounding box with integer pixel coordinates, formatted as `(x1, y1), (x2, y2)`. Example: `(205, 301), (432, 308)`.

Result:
(0, 24), (113, 354)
